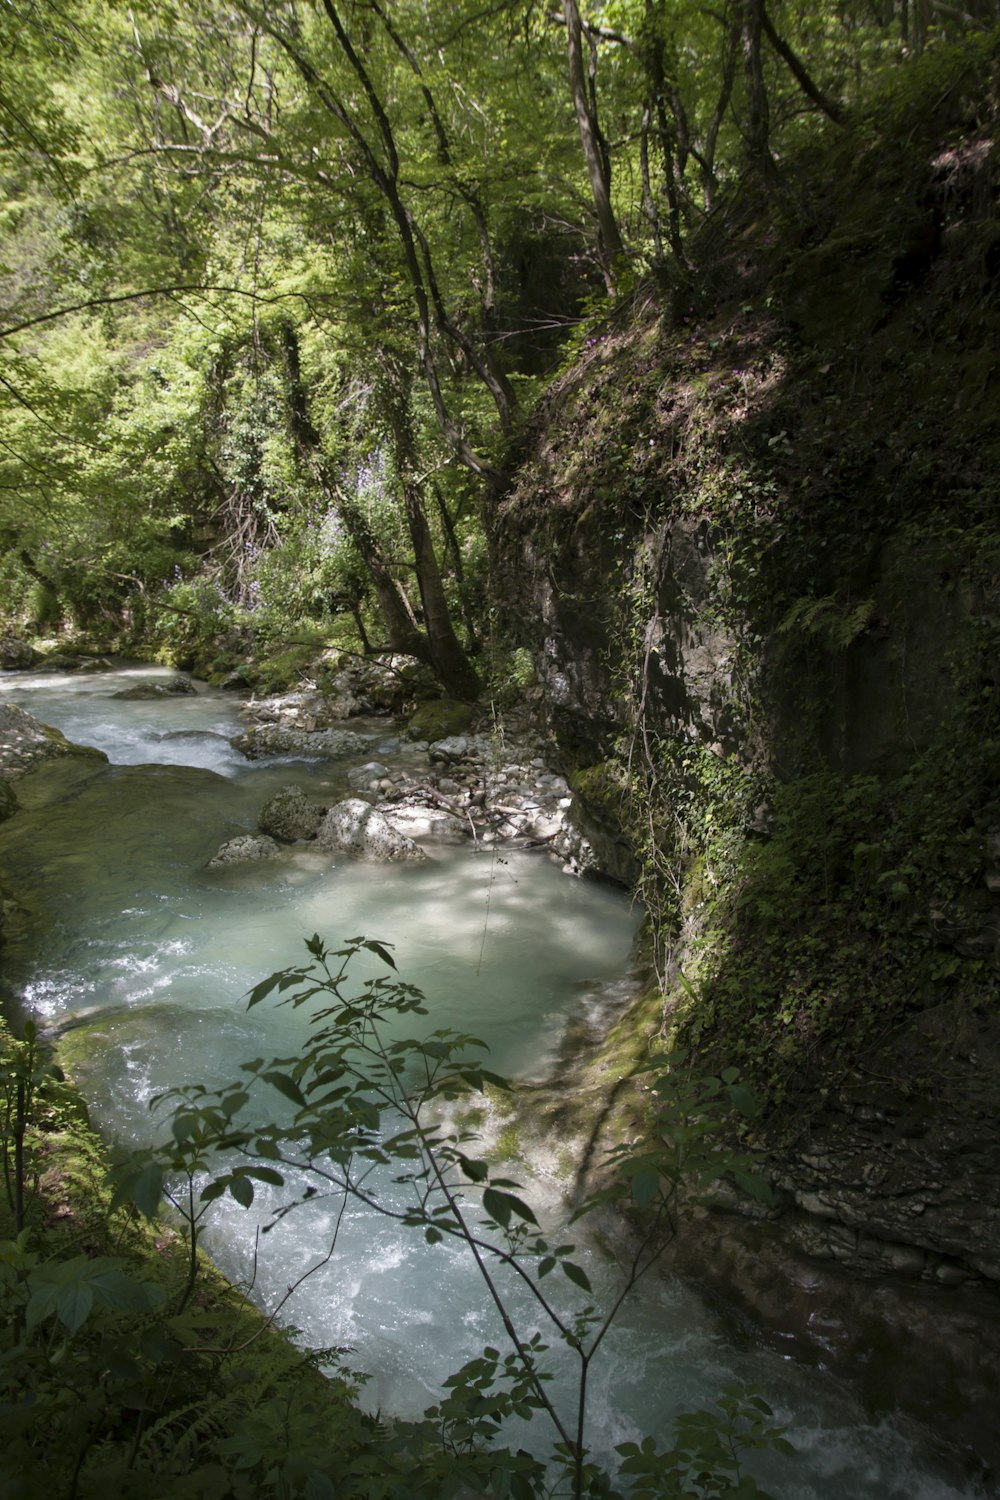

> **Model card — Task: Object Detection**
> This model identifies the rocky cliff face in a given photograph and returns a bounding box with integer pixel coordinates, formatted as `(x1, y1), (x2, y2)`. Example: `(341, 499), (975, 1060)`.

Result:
(494, 58), (1000, 1466)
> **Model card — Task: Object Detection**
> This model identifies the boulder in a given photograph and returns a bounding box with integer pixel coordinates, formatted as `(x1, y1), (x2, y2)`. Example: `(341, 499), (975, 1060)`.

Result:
(206, 834), (281, 868)
(407, 698), (475, 742)
(258, 784), (325, 842)
(234, 725), (371, 760)
(346, 760), (392, 791)
(0, 704), (108, 778)
(0, 636), (40, 670)
(38, 653), (89, 670)
(429, 734), (485, 765)
(111, 677), (196, 700)
(319, 652), (437, 716)
(315, 799), (427, 862)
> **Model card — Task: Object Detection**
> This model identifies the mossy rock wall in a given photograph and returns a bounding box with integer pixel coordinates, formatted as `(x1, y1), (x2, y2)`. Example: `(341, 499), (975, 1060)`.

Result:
(493, 54), (1000, 1300)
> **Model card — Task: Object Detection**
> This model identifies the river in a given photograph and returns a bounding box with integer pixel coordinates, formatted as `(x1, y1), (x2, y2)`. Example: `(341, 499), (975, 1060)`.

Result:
(0, 663), (984, 1498)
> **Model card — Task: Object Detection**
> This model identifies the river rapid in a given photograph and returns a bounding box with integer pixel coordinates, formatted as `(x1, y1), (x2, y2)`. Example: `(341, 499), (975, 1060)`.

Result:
(0, 663), (984, 1498)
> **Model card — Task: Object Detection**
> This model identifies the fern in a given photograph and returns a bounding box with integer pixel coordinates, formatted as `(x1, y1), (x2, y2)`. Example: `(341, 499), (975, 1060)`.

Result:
(778, 593), (876, 648)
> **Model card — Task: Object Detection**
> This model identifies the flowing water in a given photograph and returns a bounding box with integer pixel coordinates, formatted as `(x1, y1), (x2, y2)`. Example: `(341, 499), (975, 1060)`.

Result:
(0, 664), (984, 1498)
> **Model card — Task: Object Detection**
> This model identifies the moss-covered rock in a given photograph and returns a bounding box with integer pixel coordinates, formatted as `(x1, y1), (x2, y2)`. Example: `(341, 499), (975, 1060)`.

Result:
(0, 704), (108, 778)
(493, 48), (1000, 1320)
(406, 697), (475, 742)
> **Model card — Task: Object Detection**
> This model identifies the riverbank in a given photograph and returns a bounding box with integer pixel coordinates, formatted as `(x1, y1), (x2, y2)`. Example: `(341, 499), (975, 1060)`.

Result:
(0, 1012), (382, 1497)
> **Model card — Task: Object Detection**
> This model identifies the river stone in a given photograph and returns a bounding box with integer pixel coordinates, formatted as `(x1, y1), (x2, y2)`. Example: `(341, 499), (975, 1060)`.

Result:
(0, 704), (108, 779)
(111, 677), (196, 699)
(206, 834), (281, 867)
(234, 724), (371, 760)
(388, 804), (469, 845)
(315, 799), (427, 861)
(428, 735), (471, 764)
(0, 636), (40, 669)
(347, 760), (392, 790)
(258, 784), (325, 842)
(37, 652), (89, 670)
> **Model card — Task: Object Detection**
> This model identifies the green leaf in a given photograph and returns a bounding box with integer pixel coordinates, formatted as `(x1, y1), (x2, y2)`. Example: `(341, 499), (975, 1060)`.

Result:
(561, 1261), (592, 1293)
(130, 1161), (165, 1220)
(363, 939), (397, 969)
(630, 1163), (660, 1209)
(244, 1165), (284, 1186)
(261, 1070), (306, 1106)
(229, 1174), (255, 1208)
(482, 1187), (512, 1228)
(246, 973), (283, 1009)
(56, 1280), (94, 1335)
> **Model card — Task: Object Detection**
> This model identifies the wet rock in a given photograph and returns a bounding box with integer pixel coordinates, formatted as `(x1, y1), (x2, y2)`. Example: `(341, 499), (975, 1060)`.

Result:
(206, 834), (281, 868)
(258, 784), (326, 842)
(347, 760), (392, 791)
(315, 799), (427, 862)
(0, 704), (108, 778)
(0, 636), (40, 669)
(429, 735), (472, 764)
(111, 677), (196, 700)
(234, 725), (372, 760)
(37, 652), (89, 670)
(388, 804), (469, 845)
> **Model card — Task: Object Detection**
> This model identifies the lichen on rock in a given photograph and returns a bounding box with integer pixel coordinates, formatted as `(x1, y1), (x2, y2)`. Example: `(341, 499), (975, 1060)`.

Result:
(315, 798), (427, 862)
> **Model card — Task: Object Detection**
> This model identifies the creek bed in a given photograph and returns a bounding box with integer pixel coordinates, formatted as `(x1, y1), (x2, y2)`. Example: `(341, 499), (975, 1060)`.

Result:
(0, 663), (985, 1498)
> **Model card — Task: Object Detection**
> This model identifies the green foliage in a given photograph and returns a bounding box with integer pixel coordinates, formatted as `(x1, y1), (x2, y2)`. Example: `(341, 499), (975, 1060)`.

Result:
(0, 1017), (375, 1500)
(617, 1386), (792, 1500)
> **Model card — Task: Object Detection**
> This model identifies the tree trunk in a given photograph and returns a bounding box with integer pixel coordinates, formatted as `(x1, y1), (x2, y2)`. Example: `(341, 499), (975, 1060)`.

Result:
(563, 0), (626, 288)
(741, 0), (776, 182)
(380, 364), (481, 700)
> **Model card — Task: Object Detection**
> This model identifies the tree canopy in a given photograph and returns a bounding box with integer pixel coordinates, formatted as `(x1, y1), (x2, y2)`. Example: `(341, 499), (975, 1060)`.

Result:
(2, 0), (998, 687)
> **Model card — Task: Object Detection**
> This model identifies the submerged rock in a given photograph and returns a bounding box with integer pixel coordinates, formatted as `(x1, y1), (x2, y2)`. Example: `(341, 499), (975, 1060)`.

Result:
(258, 784), (326, 842)
(206, 834), (281, 868)
(315, 799), (427, 862)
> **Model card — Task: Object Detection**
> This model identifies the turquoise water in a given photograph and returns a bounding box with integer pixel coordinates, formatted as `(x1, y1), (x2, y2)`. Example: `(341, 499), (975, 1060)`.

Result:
(0, 665), (984, 1498)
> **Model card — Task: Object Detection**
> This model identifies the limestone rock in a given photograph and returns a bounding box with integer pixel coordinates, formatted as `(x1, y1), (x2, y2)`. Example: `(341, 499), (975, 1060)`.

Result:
(347, 760), (392, 790)
(207, 834), (281, 868)
(258, 784), (325, 842)
(428, 735), (472, 764)
(234, 725), (371, 760)
(111, 677), (196, 700)
(315, 799), (427, 861)
(0, 637), (40, 669)
(0, 704), (108, 779)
